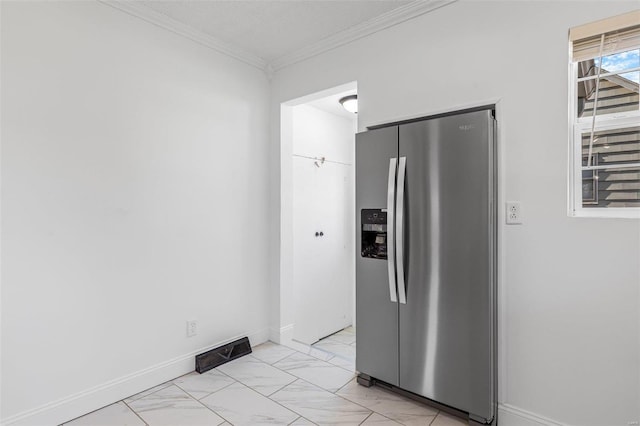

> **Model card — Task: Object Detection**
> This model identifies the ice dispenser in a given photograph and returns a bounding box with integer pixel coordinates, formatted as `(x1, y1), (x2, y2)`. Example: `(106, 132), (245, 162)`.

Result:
(361, 209), (388, 259)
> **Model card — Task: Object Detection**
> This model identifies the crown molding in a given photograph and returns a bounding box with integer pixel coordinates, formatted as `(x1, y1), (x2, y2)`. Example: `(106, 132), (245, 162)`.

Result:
(269, 0), (457, 72)
(99, 0), (456, 76)
(99, 0), (268, 71)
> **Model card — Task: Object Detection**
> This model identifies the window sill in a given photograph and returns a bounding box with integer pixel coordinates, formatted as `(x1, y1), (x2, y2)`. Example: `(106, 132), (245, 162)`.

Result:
(569, 208), (640, 219)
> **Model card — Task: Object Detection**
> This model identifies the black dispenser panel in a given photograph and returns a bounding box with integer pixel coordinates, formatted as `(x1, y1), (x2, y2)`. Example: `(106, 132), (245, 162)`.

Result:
(361, 209), (388, 259)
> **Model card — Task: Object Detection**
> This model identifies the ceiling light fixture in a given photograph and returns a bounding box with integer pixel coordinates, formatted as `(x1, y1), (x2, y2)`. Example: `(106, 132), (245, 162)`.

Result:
(339, 95), (358, 114)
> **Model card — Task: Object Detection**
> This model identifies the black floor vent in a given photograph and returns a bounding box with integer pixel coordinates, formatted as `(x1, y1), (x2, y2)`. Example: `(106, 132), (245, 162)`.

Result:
(195, 337), (252, 374)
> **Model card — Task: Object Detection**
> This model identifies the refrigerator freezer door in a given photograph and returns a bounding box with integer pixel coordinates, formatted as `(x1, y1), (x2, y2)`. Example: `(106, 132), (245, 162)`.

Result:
(398, 110), (495, 421)
(356, 125), (400, 386)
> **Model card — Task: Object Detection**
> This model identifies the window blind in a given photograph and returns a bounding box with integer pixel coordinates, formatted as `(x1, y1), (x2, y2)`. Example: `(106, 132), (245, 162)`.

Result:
(570, 10), (640, 62)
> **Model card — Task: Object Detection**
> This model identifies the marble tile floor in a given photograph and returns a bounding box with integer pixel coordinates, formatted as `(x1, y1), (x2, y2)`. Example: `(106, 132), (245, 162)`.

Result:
(63, 339), (465, 426)
(310, 327), (357, 372)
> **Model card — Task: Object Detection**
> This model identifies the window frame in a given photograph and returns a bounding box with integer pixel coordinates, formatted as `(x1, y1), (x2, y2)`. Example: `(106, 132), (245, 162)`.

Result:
(568, 28), (640, 219)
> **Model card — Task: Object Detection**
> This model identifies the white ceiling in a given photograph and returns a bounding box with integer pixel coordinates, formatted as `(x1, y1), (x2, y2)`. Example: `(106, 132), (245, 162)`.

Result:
(307, 90), (358, 121)
(130, 0), (416, 64)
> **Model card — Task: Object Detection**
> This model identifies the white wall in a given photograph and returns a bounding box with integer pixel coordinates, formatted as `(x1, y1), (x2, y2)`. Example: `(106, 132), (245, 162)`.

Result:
(1, 1), (271, 424)
(292, 104), (354, 164)
(270, 2), (640, 426)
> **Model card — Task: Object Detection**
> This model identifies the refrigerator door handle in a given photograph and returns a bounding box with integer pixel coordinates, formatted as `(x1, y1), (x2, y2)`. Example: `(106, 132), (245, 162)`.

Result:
(387, 157), (398, 303)
(396, 157), (407, 304)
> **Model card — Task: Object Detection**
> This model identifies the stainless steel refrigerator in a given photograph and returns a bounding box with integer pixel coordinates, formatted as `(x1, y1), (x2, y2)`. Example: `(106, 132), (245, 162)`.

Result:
(355, 108), (497, 425)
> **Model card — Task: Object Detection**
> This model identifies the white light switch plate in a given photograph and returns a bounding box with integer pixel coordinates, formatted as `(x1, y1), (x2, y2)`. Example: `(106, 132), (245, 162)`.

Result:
(506, 202), (522, 224)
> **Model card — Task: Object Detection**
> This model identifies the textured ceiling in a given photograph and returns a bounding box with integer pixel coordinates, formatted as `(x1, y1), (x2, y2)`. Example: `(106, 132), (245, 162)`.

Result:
(137, 0), (413, 62)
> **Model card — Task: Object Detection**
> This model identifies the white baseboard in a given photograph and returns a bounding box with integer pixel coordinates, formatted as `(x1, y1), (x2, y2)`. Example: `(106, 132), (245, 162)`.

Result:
(498, 403), (568, 426)
(2, 328), (269, 426)
(247, 328), (270, 348)
(269, 323), (294, 344)
(279, 324), (294, 343)
(268, 326), (281, 343)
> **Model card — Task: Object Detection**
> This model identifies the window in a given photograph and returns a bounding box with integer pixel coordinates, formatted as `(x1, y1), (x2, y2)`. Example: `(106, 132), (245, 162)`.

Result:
(569, 10), (640, 218)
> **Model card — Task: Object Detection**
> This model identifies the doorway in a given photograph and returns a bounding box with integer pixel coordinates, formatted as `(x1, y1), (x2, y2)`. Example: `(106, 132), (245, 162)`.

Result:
(280, 82), (357, 366)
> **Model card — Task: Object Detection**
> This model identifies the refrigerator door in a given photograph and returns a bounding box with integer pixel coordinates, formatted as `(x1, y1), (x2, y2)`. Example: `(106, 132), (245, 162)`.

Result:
(356, 125), (399, 386)
(398, 110), (495, 421)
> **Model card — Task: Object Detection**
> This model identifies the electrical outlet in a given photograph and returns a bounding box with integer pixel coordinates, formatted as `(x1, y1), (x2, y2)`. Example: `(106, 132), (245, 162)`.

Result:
(186, 320), (197, 337)
(506, 202), (522, 225)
